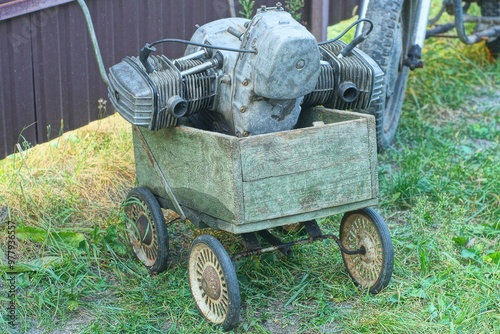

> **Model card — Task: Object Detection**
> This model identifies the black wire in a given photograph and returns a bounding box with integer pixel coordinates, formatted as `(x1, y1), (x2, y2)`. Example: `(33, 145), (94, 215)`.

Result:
(149, 38), (257, 54)
(318, 19), (374, 45)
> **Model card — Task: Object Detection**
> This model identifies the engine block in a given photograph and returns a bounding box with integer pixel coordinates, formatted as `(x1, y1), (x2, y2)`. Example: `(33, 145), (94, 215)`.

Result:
(107, 5), (383, 136)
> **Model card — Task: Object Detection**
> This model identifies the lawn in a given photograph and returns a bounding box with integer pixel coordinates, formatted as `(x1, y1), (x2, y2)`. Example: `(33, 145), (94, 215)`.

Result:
(1, 7), (499, 334)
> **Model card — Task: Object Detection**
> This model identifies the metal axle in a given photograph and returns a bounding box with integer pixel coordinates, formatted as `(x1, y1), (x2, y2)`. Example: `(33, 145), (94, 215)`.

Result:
(231, 221), (366, 262)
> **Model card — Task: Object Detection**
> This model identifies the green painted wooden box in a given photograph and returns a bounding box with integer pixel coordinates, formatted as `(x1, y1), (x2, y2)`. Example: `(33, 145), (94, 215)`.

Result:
(133, 107), (379, 234)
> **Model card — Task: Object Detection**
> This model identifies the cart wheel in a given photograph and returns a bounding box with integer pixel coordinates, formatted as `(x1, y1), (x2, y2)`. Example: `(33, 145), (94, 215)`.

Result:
(188, 235), (240, 331)
(124, 187), (169, 274)
(340, 208), (393, 294)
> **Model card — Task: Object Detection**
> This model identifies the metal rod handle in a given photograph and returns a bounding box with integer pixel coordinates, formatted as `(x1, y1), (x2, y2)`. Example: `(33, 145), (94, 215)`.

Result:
(76, 0), (109, 87)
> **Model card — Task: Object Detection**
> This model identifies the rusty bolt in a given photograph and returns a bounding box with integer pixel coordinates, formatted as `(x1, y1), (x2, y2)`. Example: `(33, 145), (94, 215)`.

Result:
(296, 59), (306, 70)
(220, 74), (231, 84)
(240, 106), (247, 113)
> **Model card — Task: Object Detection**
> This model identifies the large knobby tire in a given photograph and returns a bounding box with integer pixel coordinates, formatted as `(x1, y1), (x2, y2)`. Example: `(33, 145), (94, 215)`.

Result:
(359, 0), (418, 151)
(188, 235), (241, 331)
(481, 0), (500, 59)
(340, 208), (394, 294)
(124, 187), (169, 274)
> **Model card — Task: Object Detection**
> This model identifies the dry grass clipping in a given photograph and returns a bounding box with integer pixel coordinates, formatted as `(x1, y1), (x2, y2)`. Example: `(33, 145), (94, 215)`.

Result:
(0, 114), (135, 230)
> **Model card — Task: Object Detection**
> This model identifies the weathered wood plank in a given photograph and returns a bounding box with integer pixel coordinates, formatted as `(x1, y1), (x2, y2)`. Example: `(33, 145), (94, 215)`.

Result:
(215, 199), (379, 234)
(365, 111), (379, 198)
(240, 116), (369, 181)
(300, 107), (379, 199)
(134, 126), (241, 224)
(297, 107), (365, 126)
(243, 159), (373, 223)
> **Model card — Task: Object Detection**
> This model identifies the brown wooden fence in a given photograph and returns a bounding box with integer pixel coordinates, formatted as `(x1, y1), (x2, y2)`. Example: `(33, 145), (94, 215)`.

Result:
(0, 0), (358, 159)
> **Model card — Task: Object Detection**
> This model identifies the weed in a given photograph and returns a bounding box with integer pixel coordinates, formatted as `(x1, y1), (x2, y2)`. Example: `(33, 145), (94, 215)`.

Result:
(285, 0), (305, 21)
(238, 0), (255, 19)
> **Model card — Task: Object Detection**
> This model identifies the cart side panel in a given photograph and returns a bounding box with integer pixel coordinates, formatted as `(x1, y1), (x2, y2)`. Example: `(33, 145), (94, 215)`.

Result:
(133, 126), (242, 224)
(365, 109), (379, 199)
(241, 108), (377, 223)
(217, 199), (379, 234)
(297, 107), (379, 199)
(240, 118), (368, 181)
(242, 161), (373, 222)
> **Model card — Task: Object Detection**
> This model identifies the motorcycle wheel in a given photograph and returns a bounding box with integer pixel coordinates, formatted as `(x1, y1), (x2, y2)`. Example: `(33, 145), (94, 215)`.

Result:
(359, 0), (418, 151)
(481, 0), (500, 59)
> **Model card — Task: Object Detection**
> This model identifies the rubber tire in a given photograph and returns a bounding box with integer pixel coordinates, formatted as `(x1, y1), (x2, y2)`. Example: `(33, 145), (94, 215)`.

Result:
(188, 235), (241, 331)
(124, 187), (169, 274)
(359, 0), (418, 151)
(340, 208), (394, 294)
(481, 0), (500, 59)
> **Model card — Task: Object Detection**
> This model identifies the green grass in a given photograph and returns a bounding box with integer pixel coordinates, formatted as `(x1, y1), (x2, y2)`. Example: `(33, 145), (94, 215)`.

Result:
(1, 6), (499, 333)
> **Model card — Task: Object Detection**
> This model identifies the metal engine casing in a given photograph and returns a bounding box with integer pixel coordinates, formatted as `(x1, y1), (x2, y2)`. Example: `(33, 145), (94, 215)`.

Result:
(187, 9), (320, 136)
(107, 5), (383, 136)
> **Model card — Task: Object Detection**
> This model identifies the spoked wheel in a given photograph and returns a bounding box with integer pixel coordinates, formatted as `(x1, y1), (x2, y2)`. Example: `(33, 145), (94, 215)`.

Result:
(340, 208), (394, 294)
(359, 0), (419, 150)
(124, 187), (169, 274)
(188, 235), (240, 331)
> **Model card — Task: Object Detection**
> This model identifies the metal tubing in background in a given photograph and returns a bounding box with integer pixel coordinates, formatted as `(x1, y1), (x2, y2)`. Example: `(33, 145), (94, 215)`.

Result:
(454, 0), (480, 44)
(227, 0), (236, 17)
(454, 0), (500, 44)
(356, 0), (431, 48)
(414, 0), (432, 48)
(76, 0), (109, 87)
(355, 0), (369, 38)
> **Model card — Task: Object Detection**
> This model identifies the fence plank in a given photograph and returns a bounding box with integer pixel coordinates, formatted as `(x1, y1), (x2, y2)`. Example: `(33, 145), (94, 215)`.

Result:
(0, 16), (37, 155)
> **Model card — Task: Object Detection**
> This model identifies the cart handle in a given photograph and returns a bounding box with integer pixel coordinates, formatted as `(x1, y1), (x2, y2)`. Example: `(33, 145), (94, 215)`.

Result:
(76, 0), (109, 87)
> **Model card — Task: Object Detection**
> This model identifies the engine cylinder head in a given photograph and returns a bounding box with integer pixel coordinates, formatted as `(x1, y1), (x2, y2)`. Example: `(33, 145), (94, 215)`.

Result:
(108, 54), (220, 131)
(302, 40), (383, 111)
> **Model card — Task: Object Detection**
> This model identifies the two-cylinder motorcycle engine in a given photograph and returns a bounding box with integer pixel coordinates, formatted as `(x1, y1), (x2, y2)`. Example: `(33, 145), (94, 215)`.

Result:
(108, 4), (383, 136)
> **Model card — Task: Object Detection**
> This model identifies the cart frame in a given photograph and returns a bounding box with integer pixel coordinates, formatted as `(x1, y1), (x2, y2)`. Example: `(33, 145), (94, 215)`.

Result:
(132, 107), (379, 234)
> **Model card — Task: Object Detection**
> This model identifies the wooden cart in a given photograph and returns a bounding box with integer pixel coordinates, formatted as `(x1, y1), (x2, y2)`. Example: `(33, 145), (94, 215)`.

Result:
(123, 107), (394, 330)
